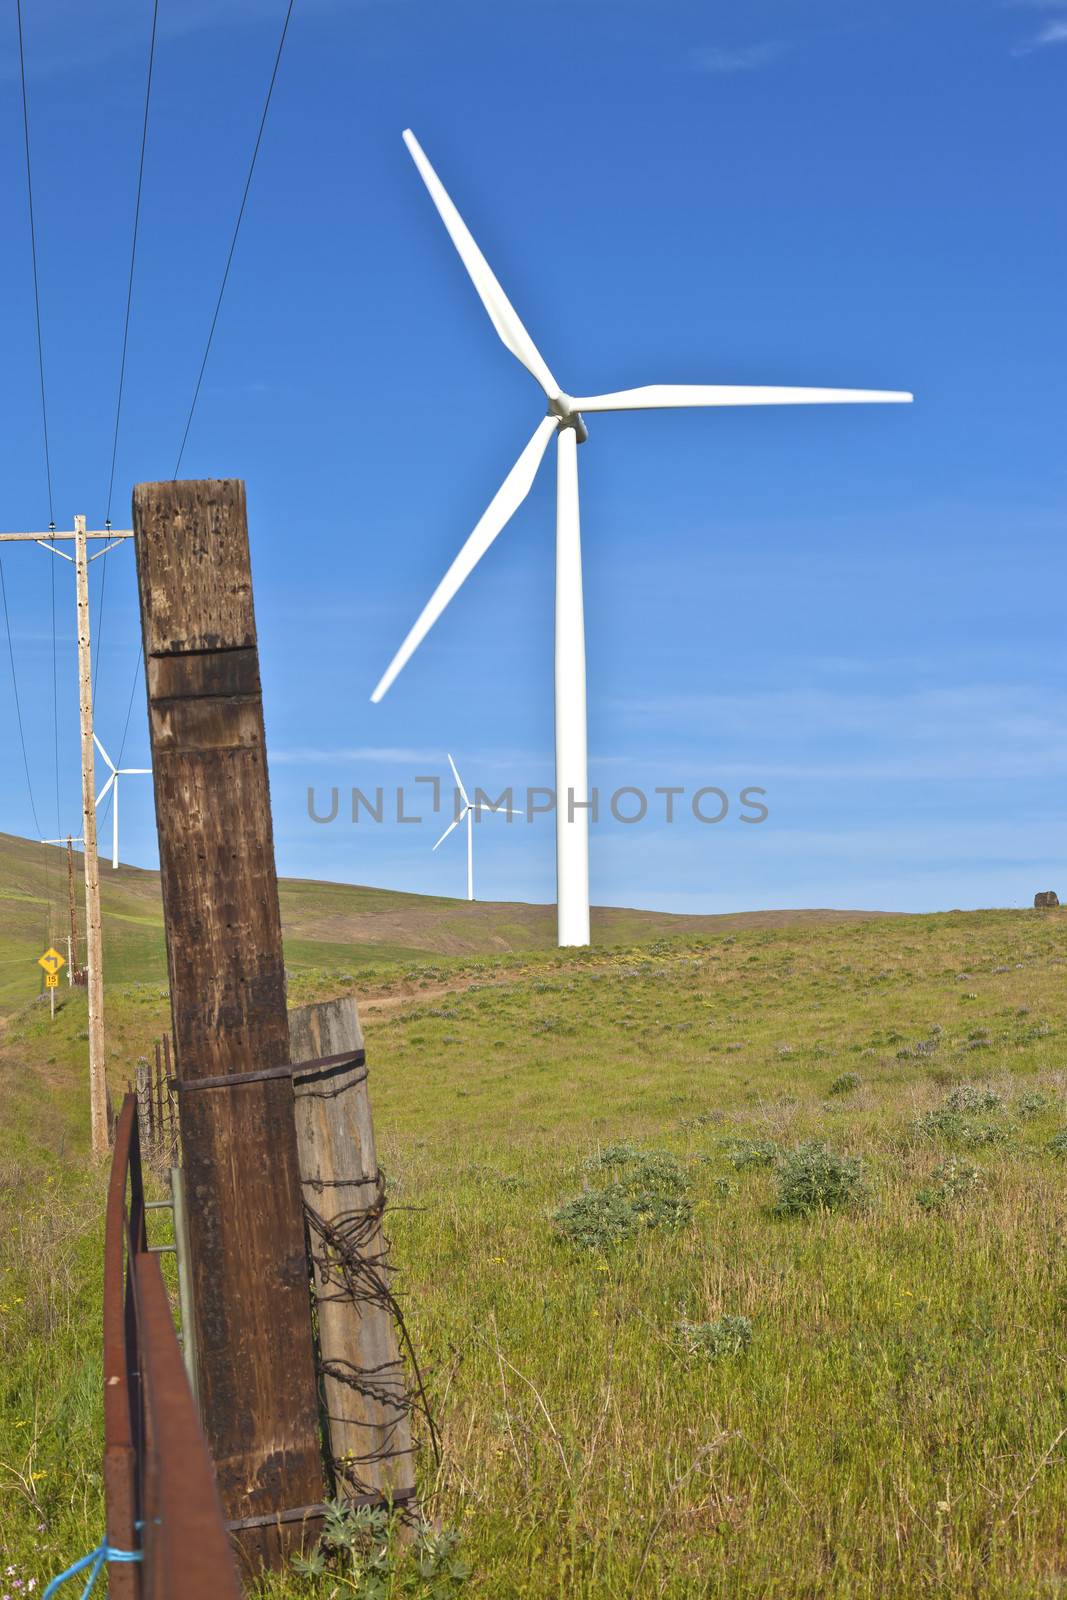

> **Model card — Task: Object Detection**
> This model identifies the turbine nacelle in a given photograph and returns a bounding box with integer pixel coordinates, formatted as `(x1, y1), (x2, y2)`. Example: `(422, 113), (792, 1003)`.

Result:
(548, 396), (589, 444)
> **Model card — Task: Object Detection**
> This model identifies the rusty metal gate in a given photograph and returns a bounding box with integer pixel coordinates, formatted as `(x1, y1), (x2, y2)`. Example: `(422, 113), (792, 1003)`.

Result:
(103, 1093), (241, 1598)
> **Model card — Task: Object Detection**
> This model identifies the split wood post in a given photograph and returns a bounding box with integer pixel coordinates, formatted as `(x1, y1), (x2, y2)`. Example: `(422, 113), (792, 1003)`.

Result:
(135, 1059), (149, 1154)
(289, 997), (418, 1512)
(133, 479), (326, 1571)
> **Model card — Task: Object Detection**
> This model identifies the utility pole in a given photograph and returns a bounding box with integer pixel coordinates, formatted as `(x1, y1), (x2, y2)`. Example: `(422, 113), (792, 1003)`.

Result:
(73, 515), (112, 1152)
(66, 835), (79, 983)
(39, 834), (85, 985)
(1, 519), (134, 1153)
(133, 479), (325, 1571)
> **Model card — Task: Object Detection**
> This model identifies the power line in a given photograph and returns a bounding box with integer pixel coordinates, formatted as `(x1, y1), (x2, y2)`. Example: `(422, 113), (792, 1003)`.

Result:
(172, 0), (296, 478)
(0, 556), (43, 840)
(51, 541), (60, 836)
(105, 0), (296, 842)
(95, 0), (161, 707)
(98, 641), (144, 832)
(16, 0), (56, 934)
(105, 0), (160, 527)
(16, 0), (55, 529)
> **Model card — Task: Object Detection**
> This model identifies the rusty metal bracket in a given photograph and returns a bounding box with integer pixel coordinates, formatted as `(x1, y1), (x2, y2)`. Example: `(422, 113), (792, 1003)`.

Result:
(225, 1485), (417, 1533)
(173, 1050), (366, 1094)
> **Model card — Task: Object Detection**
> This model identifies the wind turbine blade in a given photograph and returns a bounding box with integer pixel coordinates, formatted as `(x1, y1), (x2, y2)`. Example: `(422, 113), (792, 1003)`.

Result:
(95, 773), (116, 809)
(447, 752), (469, 808)
(403, 129), (560, 400)
(571, 385), (913, 412)
(371, 415), (557, 702)
(433, 811), (466, 850)
(118, 768), (151, 776)
(113, 779), (120, 871)
(93, 733), (116, 774)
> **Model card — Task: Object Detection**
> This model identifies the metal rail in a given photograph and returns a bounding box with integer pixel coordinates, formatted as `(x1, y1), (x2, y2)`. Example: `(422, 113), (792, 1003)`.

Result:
(103, 1094), (241, 1598)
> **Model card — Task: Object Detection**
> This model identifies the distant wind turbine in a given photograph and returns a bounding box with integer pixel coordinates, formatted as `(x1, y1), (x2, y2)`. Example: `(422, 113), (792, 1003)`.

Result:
(371, 128), (913, 948)
(94, 735), (151, 870)
(433, 753), (510, 902)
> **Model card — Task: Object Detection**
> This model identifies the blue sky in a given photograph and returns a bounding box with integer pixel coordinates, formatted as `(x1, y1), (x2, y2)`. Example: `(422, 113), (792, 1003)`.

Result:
(0, 0), (1064, 914)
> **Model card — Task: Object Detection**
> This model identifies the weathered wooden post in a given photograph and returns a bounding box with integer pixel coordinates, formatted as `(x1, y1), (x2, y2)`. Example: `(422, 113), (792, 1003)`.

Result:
(133, 479), (326, 1569)
(289, 997), (418, 1511)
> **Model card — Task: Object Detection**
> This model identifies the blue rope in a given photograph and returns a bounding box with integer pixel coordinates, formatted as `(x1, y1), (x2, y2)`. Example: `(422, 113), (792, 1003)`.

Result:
(43, 1540), (142, 1600)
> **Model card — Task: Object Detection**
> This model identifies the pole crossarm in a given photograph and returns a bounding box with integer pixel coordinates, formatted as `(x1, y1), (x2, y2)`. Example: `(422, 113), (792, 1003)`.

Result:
(0, 529), (134, 542)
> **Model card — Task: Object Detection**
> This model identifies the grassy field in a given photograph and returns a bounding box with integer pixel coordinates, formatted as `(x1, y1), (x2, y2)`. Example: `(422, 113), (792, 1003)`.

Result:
(0, 828), (890, 1016)
(1, 890), (1065, 1596)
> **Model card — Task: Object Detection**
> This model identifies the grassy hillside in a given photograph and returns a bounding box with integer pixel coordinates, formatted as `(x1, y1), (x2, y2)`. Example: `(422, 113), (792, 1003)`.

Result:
(0, 829), (891, 1015)
(1, 903), (1065, 1597)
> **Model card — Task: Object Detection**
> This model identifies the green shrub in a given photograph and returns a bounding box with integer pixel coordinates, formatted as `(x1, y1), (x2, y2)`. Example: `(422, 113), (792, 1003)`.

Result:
(1016, 1090), (1052, 1119)
(556, 1146), (693, 1246)
(914, 1100), (1013, 1147)
(1047, 1129), (1067, 1158)
(553, 1187), (641, 1249)
(944, 1084), (1002, 1113)
(828, 1071), (861, 1097)
(917, 1157), (984, 1213)
(957, 1119), (1012, 1147)
(292, 1500), (471, 1597)
(720, 1136), (778, 1171)
(675, 1314), (753, 1360)
(774, 1141), (868, 1216)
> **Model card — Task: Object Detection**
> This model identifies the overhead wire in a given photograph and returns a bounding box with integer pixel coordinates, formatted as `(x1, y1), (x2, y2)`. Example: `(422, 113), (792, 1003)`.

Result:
(94, 0), (159, 842)
(172, 0), (296, 477)
(101, 0), (296, 844)
(0, 560), (43, 843)
(15, 0), (55, 938)
(106, 643), (144, 805)
(94, 0), (160, 713)
(16, 0), (54, 530)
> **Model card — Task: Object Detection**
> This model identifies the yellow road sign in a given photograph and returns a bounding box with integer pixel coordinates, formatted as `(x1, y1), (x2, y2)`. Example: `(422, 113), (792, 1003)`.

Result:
(44, 972), (59, 990)
(38, 946), (66, 976)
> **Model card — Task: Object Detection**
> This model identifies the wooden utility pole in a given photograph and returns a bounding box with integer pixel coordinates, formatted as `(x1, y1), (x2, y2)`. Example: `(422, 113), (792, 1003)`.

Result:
(132, 479), (325, 1571)
(2, 519), (132, 1153)
(74, 516), (109, 1155)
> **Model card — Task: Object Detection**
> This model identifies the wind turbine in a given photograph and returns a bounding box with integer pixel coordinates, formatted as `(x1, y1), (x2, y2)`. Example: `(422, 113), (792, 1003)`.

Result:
(432, 752), (507, 902)
(94, 735), (151, 870)
(371, 129), (913, 948)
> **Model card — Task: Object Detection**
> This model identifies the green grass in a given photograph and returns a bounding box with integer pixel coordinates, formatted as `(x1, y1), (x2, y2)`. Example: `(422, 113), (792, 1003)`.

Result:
(2, 907), (1066, 1596)
(0, 829), (894, 1017)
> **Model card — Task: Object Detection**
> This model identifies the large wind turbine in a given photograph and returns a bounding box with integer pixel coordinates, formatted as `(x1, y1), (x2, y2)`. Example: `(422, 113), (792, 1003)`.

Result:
(94, 735), (151, 871)
(371, 129), (912, 948)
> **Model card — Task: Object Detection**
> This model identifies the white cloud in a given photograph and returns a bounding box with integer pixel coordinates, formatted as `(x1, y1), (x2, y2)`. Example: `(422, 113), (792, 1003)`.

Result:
(607, 681), (1067, 782)
(1013, 16), (1067, 52)
(271, 746), (440, 765)
(692, 41), (787, 75)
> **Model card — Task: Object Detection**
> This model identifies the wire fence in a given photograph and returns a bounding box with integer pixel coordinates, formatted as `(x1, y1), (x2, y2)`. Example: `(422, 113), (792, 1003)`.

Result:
(135, 1036), (179, 1173)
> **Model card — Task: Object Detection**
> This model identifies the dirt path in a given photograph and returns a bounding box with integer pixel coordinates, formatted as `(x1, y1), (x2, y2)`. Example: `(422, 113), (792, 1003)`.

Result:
(356, 966), (532, 1017)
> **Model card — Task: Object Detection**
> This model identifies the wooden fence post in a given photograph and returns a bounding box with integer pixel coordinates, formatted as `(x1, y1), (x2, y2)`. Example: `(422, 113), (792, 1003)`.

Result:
(133, 479), (326, 1570)
(289, 997), (418, 1510)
